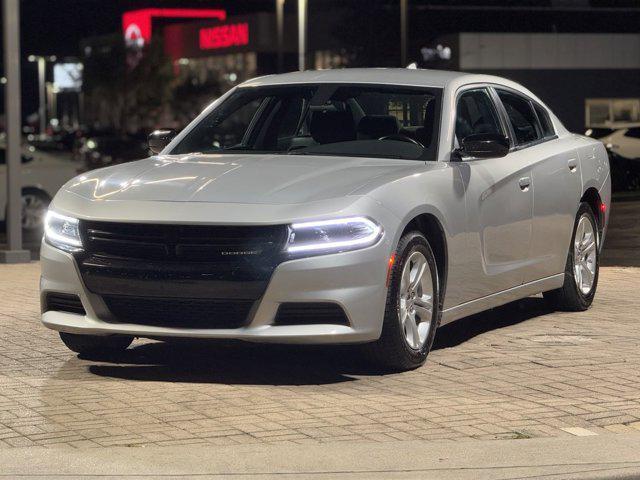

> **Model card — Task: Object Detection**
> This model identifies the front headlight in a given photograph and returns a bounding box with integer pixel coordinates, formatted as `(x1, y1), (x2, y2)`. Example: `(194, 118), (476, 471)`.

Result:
(44, 210), (83, 253)
(286, 216), (383, 255)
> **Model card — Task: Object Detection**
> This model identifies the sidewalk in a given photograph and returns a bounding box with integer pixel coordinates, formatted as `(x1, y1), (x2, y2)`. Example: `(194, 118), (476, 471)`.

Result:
(2, 433), (640, 479)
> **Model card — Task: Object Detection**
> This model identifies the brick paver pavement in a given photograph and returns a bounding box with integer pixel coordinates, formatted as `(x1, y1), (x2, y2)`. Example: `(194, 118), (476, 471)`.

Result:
(0, 203), (638, 449)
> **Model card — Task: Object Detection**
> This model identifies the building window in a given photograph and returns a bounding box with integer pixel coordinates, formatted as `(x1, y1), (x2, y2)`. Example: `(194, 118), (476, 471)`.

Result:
(586, 98), (640, 127)
(314, 50), (350, 70)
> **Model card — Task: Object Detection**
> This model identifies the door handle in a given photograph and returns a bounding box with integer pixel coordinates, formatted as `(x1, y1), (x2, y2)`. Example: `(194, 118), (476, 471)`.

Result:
(568, 159), (578, 172)
(518, 176), (531, 191)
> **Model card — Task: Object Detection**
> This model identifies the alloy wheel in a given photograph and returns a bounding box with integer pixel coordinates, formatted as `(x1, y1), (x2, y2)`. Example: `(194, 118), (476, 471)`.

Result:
(399, 251), (434, 350)
(573, 214), (597, 295)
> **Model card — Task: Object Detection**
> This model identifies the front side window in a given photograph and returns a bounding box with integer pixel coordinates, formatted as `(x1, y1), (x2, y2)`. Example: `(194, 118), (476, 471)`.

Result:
(497, 90), (542, 145)
(171, 84), (442, 161)
(455, 89), (503, 143)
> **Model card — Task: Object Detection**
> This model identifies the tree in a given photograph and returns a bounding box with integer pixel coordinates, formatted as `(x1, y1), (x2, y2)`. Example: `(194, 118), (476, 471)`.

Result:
(82, 34), (175, 133)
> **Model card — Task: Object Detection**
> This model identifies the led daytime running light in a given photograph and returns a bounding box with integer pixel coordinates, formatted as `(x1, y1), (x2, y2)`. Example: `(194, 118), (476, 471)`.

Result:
(287, 216), (382, 254)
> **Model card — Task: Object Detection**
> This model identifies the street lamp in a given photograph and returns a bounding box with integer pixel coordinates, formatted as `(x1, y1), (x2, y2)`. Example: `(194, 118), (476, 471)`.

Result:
(2, 0), (30, 263)
(276, 0), (285, 73)
(275, 0), (306, 72)
(27, 54), (56, 137)
(400, 0), (408, 66)
(298, 0), (307, 71)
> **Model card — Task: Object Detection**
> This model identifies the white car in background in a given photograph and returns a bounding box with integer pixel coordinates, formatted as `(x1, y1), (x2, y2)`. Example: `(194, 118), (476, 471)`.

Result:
(0, 143), (80, 236)
(601, 125), (640, 160)
(599, 125), (640, 190)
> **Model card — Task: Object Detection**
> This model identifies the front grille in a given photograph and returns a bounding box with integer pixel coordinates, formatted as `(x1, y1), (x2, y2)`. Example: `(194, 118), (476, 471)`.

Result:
(74, 221), (287, 328)
(80, 221), (288, 263)
(43, 293), (86, 315)
(274, 303), (350, 326)
(102, 296), (253, 329)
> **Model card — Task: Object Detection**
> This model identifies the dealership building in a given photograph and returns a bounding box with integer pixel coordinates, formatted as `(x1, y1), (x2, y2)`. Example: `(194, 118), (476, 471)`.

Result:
(123, 8), (346, 91)
(160, 21), (640, 132)
(435, 32), (640, 133)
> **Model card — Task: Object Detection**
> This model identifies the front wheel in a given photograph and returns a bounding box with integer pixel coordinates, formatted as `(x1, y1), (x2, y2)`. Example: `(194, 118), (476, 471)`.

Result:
(544, 202), (599, 311)
(363, 231), (441, 371)
(59, 332), (133, 355)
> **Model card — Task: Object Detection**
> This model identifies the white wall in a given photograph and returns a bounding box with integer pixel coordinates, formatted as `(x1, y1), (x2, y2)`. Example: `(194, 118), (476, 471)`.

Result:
(459, 33), (640, 70)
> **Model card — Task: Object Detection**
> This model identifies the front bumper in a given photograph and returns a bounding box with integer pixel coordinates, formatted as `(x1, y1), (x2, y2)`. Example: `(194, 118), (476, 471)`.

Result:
(40, 237), (391, 344)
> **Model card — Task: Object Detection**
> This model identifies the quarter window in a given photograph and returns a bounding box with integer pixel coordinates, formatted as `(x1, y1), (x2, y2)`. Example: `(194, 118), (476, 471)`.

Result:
(533, 103), (554, 138)
(497, 91), (542, 145)
(455, 89), (503, 142)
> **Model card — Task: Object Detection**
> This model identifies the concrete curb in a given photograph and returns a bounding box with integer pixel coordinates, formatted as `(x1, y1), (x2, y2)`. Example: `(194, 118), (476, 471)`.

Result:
(2, 432), (640, 479)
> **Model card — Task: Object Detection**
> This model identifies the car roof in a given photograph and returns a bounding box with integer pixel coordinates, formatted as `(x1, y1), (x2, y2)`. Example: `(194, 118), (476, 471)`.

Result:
(239, 68), (512, 90)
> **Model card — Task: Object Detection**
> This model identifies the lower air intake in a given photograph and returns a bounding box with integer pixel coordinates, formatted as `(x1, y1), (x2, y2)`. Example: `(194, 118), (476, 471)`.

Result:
(102, 296), (254, 329)
(274, 303), (350, 326)
(43, 293), (86, 315)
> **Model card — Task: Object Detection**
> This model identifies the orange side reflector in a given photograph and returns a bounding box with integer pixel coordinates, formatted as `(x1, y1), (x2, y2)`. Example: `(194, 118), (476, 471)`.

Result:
(386, 254), (396, 287)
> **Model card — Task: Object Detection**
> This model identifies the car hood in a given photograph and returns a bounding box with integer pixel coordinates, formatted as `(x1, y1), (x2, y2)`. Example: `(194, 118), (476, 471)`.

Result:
(63, 153), (423, 204)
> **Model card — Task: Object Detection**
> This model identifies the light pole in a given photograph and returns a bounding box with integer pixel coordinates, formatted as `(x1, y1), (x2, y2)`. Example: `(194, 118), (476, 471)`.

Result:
(400, 0), (408, 67)
(298, 0), (307, 71)
(276, 0), (285, 73)
(27, 54), (56, 137)
(1, 0), (30, 263)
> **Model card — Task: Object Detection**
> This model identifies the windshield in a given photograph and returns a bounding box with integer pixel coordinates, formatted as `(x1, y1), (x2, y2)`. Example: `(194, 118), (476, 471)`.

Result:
(171, 83), (442, 160)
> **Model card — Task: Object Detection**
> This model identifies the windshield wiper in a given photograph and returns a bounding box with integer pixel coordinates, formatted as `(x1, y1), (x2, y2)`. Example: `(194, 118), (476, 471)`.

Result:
(288, 151), (403, 159)
(223, 145), (253, 151)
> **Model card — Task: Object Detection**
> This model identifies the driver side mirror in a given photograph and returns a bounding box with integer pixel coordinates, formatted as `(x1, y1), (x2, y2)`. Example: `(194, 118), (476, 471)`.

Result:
(148, 129), (177, 155)
(455, 133), (509, 160)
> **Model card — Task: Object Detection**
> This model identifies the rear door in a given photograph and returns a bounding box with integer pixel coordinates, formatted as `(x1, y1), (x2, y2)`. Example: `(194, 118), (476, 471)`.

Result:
(494, 89), (582, 282)
(452, 87), (534, 301)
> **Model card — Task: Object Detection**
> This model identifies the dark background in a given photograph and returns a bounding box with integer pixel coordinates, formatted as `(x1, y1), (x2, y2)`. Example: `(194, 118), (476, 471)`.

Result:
(5, 0), (640, 122)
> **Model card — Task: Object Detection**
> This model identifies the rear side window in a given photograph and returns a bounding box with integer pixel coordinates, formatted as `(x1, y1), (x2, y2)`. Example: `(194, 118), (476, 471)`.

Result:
(533, 103), (555, 138)
(497, 90), (542, 145)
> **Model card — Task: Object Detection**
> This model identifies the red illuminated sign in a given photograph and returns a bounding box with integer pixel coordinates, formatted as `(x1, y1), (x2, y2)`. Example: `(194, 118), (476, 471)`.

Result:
(199, 23), (250, 50)
(123, 8), (227, 47)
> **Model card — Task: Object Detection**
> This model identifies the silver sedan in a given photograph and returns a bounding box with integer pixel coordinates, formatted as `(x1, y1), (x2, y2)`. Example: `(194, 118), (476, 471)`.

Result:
(40, 69), (611, 370)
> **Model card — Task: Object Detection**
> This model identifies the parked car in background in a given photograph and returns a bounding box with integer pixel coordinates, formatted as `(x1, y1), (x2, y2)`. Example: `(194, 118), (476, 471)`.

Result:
(0, 143), (81, 237)
(585, 127), (615, 140)
(28, 130), (80, 153)
(41, 69), (610, 370)
(599, 125), (640, 191)
(601, 125), (640, 160)
(79, 135), (149, 170)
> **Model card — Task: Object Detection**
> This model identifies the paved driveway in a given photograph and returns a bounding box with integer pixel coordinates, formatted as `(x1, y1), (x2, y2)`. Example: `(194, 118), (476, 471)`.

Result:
(0, 202), (638, 449)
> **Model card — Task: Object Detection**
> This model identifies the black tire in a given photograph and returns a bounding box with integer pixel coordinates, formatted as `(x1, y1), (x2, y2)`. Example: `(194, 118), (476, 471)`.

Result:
(59, 332), (133, 355)
(544, 202), (599, 311)
(362, 231), (441, 371)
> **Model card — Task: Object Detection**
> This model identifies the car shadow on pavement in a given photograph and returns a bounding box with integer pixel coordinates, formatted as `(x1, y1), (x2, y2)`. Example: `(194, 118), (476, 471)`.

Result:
(85, 341), (377, 385)
(433, 296), (554, 350)
(82, 296), (554, 385)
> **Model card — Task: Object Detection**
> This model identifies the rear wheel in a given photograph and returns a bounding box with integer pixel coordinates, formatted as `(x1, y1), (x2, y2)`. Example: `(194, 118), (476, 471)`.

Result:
(59, 332), (133, 355)
(363, 232), (440, 371)
(544, 202), (599, 311)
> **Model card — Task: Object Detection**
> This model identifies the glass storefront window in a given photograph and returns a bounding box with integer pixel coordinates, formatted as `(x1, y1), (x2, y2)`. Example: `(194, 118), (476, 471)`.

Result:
(586, 98), (640, 127)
